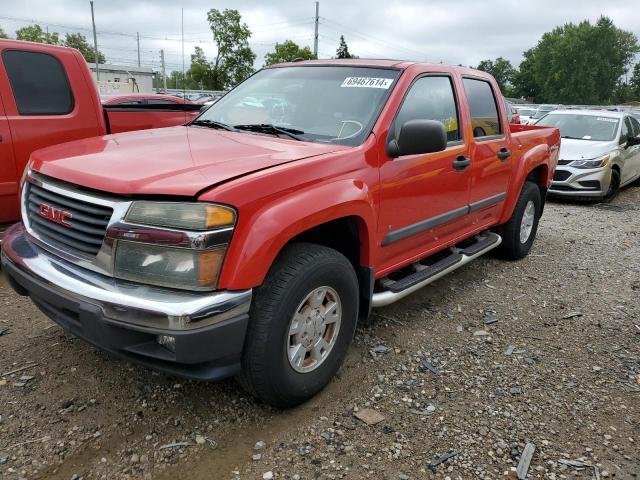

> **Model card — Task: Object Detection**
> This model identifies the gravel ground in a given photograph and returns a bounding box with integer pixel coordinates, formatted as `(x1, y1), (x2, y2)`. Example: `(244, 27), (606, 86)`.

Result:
(1, 188), (639, 480)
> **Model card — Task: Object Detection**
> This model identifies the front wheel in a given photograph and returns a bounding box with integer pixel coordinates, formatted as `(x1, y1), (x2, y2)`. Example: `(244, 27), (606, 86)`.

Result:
(237, 243), (359, 408)
(496, 181), (541, 260)
(603, 169), (621, 202)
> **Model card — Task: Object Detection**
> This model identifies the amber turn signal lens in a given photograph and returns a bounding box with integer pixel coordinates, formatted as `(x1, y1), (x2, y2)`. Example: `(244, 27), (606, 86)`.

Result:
(205, 205), (236, 228)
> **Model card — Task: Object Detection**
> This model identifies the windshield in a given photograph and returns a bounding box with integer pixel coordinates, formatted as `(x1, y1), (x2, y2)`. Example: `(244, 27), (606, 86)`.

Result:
(518, 109), (536, 116)
(195, 66), (400, 146)
(535, 113), (619, 141)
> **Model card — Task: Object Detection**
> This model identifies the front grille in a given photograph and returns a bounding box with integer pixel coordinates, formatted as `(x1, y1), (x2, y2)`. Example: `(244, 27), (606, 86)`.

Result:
(25, 182), (113, 256)
(553, 170), (571, 181)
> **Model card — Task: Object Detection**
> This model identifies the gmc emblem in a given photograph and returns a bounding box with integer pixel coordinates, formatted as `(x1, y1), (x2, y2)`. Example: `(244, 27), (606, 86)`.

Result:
(38, 203), (73, 227)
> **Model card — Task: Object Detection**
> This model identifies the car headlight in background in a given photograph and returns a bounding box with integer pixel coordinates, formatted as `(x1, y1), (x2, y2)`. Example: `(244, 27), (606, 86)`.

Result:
(571, 154), (610, 169)
(125, 202), (235, 230)
(114, 202), (236, 291)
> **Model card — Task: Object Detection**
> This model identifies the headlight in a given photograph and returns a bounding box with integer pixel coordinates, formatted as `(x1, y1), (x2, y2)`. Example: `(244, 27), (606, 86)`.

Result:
(571, 154), (610, 169)
(125, 202), (235, 230)
(114, 241), (226, 291)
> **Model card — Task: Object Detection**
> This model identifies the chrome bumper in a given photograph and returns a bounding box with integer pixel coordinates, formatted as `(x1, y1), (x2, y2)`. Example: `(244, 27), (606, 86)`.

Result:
(1, 223), (252, 331)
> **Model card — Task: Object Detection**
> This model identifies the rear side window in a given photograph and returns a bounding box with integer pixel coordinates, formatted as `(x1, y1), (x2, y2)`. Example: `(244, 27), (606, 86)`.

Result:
(463, 78), (501, 138)
(2, 50), (74, 115)
(394, 76), (461, 143)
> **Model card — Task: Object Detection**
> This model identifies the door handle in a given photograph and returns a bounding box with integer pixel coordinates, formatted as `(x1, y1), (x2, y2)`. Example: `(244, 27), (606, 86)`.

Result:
(453, 155), (471, 171)
(497, 148), (511, 161)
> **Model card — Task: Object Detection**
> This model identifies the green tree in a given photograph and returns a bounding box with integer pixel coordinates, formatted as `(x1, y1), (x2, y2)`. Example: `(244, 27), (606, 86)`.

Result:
(16, 24), (59, 44)
(630, 63), (640, 99)
(187, 46), (215, 89)
(0, 27), (9, 39)
(204, 8), (255, 90)
(336, 35), (354, 59)
(64, 33), (105, 64)
(476, 57), (515, 93)
(264, 40), (315, 66)
(511, 16), (639, 103)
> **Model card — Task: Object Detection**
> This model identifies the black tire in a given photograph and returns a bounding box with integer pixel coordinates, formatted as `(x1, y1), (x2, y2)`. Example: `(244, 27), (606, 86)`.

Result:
(603, 169), (621, 202)
(237, 243), (359, 408)
(496, 181), (541, 260)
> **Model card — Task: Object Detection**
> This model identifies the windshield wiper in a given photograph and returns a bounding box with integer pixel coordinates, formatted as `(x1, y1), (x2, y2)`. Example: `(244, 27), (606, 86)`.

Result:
(190, 119), (237, 131)
(561, 135), (585, 140)
(233, 124), (305, 141)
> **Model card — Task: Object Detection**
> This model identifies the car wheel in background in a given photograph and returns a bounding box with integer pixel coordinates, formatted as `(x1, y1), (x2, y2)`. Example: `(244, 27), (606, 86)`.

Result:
(603, 169), (621, 202)
(495, 181), (541, 260)
(237, 243), (359, 408)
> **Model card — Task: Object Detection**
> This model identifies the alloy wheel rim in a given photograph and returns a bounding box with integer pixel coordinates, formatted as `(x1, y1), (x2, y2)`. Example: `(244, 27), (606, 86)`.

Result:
(520, 200), (535, 244)
(286, 286), (342, 374)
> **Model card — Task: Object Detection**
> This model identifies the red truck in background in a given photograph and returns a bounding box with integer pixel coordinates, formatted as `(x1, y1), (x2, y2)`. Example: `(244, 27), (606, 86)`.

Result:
(0, 40), (202, 226)
(2, 59), (559, 408)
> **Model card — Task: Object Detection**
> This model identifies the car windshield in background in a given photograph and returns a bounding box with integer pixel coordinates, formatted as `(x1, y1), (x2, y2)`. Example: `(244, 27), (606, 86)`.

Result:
(532, 108), (554, 119)
(518, 109), (536, 116)
(535, 113), (619, 141)
(195, 66), (400, 146)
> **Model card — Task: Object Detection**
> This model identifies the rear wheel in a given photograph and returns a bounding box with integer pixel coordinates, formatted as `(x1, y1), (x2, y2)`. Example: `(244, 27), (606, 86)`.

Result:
(603, 169), (621, 202)
(496, 181), (541, 260)
(237, 243), (359, 408)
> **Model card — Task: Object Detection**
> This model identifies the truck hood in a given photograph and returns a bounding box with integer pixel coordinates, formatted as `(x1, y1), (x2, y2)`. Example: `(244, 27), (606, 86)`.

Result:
(31, 126), (348, 196)
(559, 138), (616, 161)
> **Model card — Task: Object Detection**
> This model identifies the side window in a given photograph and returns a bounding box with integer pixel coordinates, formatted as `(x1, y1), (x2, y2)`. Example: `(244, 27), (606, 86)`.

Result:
(462, 78), (502, 138)
(630, 117), (640, 137)
(2, 50), (74, 115)
(394, 76), (460, 142)
(620, 118), (630, 145)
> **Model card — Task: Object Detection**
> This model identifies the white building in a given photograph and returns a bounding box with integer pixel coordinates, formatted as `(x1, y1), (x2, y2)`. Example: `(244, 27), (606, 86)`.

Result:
(87, 63), (155, 94)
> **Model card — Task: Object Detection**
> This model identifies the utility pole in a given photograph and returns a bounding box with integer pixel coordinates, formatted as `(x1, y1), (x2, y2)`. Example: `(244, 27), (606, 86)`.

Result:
(160, 49), (167, 92)
(90, 1), (100, 81)
(313, 1), (319, 58)
(181, 8), (185, 92)
(136, 32), (141, 67)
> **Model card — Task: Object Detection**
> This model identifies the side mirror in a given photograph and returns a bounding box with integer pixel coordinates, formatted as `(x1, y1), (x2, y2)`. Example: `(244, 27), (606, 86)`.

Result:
(387, 119), (447, 158)
(627, 134), (640, 147)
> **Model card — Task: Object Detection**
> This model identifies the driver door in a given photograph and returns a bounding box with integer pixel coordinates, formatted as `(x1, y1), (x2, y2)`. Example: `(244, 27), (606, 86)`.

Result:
(377, 74), (472, 273)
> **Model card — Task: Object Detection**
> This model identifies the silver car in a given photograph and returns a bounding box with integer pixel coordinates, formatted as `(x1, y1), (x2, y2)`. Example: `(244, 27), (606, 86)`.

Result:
(535, 110), (640, 200)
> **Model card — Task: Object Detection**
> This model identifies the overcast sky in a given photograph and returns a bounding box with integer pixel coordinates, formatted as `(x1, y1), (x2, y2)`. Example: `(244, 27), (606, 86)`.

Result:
(1, 0), (639, 73)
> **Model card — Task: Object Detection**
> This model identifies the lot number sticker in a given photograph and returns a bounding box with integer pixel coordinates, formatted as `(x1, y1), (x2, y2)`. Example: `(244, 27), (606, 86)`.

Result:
(341, 77), (394, 89)
(596, 117), (618, 123)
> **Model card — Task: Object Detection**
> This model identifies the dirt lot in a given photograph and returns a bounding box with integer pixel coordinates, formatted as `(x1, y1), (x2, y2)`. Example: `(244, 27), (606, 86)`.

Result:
(1, 188), (639, 480)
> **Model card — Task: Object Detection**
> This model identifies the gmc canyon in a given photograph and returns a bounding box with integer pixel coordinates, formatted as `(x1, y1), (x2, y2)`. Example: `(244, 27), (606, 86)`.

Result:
(2, 59), (559, 407)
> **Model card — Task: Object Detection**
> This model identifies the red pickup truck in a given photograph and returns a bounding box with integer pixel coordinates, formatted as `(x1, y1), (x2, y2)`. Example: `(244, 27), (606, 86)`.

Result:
(0, 40), (202, 226)
(2, 59), (559, 407)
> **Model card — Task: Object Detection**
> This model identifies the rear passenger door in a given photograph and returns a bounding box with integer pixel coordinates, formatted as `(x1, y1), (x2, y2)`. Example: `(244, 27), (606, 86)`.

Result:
(462, 77), (512, 226)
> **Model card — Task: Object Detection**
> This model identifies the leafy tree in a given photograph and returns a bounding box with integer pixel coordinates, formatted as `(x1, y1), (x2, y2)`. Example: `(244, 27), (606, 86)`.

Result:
(265, 40), (315, 66)
(630, 63), (640, 98)
(511, 16), (639, 103)
(187, 46), (216, 89)
(476, 57), (515, 93)
(64, 33), (105, 64)
(336, 35), (355, 59)
(206, 8), (256, 90)
(16, 24), (59, 44)
(0, 27), (9, 39)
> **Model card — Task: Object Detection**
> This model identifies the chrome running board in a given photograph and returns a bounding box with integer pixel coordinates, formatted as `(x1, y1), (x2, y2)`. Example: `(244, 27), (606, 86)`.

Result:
(371, 232), (502, 308)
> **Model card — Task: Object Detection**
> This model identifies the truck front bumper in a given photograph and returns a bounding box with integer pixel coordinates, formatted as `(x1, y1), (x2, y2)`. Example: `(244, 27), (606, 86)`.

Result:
(1, 223), (252, 381)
